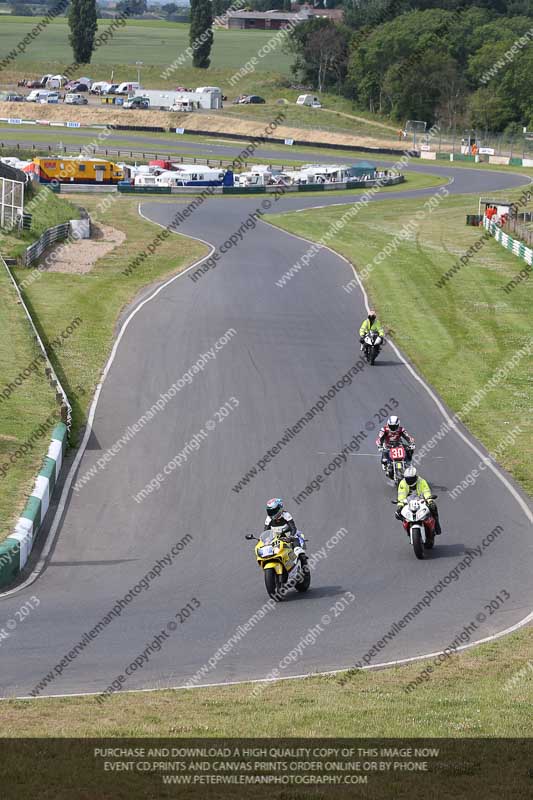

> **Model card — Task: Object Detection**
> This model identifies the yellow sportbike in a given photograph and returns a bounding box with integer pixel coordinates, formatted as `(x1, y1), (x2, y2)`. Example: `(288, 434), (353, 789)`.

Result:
(245, 526), (311, 600)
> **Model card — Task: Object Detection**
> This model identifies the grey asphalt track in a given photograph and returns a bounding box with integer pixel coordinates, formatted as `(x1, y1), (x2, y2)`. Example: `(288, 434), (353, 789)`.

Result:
(0, 159), (531, 700)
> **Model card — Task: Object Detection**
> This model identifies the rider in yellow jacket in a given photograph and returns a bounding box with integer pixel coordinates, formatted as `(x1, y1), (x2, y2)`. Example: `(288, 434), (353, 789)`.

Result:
(359, 310), (384, 340)
(396, 466), (442, 534)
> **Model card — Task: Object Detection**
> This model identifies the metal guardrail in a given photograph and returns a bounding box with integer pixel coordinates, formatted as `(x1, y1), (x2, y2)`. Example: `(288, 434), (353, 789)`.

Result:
(0, 141), (247, 169)
(1, 254), (72, 428)
(23, 221), (70, 266)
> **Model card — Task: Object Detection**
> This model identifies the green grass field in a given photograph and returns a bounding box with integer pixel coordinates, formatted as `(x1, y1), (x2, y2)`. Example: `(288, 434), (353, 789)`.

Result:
(0, 17), (293, 72)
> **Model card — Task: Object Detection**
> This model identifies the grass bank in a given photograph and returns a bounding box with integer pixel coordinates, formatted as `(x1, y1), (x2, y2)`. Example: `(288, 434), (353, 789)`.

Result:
(0, 258), (57, 544)
(4, 626), (533, 737)
(269, 188), (533, 496)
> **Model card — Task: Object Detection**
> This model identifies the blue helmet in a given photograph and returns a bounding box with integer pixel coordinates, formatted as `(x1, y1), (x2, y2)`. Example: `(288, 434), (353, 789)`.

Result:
(266, 498), (284, 520)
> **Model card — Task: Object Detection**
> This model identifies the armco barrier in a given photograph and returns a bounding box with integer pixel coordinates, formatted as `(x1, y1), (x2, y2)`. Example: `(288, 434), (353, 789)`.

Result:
(117, 184), (171, 194)
(1, 255), (72, 589)
(23, 221), (70, 266)
(222, 185), (266, 194)
(484, 217), (533, 265)
(0, 423), (67, 589)
(2, 256), (71, 426)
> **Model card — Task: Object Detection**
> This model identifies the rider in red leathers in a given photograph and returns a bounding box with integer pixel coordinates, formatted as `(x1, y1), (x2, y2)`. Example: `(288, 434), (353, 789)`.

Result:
(376, 416), (415, 477)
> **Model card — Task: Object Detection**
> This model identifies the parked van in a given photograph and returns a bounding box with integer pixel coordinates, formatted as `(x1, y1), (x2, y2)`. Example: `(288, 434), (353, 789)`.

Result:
(296, 94), (321, 107)
(65, 93), (88, 105)
(26, 89), (51, 102)
(117, 81), (141, 94)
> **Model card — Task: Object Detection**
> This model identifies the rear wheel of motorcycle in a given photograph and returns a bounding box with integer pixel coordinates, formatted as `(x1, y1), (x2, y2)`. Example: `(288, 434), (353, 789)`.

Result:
(424, 535), (434, 550)
(264, 569), (283, 600)
(412, 530), (424, 559)
(295, 557), (311, 592)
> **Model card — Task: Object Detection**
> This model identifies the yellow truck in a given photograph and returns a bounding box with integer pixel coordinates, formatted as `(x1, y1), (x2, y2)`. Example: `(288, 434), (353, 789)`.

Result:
(30, 156), (124, 184)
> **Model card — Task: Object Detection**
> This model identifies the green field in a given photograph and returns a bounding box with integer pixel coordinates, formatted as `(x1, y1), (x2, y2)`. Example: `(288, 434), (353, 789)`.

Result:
(0, 17), (293, 72)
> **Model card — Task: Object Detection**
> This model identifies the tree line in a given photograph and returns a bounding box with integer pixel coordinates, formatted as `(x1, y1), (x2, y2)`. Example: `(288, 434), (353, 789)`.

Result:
(287, 0), (533, 132)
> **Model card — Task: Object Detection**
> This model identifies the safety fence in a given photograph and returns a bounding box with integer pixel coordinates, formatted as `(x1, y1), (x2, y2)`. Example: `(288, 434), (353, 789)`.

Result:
(484, 217), (533, 266)
(23, 221), (70, 266)
(115, 174), (405, 195)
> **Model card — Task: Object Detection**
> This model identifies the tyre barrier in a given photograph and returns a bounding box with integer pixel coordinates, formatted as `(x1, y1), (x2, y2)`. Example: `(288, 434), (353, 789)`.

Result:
(0, 423), (67, 589)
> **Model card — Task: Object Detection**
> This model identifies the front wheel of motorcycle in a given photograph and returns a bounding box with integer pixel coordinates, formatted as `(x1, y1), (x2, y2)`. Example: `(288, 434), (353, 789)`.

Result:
(264, 569), (283, 600)
(370, 345), (377, 365)
(412, 529), (424, 559)
(295, 556), (311, 592)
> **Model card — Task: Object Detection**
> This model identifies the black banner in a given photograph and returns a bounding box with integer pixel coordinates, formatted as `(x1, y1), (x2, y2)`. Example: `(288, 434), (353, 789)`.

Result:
(1, 738), (532, 798)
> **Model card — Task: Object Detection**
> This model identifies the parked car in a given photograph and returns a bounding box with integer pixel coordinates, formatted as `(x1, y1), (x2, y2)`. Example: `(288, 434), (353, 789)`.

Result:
(65, 93), (88, 105)
(123, 96), (149, 109)
(43, 92), (60, 103)
(6, 93), (24, 102)
(107, 84), (120, 94)
(68, 83), (88, 92)
(241, 95), (265, 104)
(233, 94), (248, 104)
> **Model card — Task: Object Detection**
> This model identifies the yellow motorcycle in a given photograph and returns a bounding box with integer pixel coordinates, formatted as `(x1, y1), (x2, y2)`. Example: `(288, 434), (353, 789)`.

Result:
(245, 526), (310, 600)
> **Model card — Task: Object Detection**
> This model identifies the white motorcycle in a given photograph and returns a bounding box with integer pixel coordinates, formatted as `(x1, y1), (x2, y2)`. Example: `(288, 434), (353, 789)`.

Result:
(363, 330), (383, 365)
(392, 494), (437, 559)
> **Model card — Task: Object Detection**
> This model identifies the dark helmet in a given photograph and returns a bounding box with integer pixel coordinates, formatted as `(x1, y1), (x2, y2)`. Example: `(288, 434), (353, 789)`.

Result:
(368, 309), (376, 323)
(404, 466), (418, 487)
(266, 498), (284, 520)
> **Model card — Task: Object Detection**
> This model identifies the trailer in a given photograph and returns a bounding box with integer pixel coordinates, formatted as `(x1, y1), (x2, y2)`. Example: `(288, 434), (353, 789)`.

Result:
(155, 166), (232, 187)
(31, 156), (124, 184)
(134, 88), (222, 110)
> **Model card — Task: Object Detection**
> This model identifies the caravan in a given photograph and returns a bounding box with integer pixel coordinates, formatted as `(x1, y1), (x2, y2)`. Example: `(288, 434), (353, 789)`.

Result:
(156, 166), (232, 187)
(296, 94), (321, 108)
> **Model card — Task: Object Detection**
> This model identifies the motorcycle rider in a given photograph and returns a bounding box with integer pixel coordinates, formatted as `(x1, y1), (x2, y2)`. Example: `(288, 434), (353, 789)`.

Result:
(376, 416), (415, 475)
(396, 467), (442, 535)
(359, 310), (384, 351)
(264, 498), (305, 550)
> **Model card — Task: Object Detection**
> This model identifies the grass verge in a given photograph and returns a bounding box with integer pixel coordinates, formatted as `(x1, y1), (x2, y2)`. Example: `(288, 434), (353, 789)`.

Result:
(0, 257), (58, 544)
(4, 626), (533, 737)
(0, 186), (78, 260)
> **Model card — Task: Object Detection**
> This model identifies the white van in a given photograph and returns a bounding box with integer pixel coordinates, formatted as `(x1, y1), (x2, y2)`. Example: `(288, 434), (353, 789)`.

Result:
(117, 81), (141, 94)
(296, 94), (321, 107)
(26, 89), (51, 102)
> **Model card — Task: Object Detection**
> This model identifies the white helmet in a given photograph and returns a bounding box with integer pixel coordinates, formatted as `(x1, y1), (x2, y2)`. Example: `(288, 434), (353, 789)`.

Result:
(387, 415), (400, 432)
(404, 466), (417, 487)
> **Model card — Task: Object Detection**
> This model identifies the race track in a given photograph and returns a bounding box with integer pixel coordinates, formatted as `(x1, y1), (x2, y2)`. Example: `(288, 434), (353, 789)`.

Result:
(0, 159), (531, 699)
